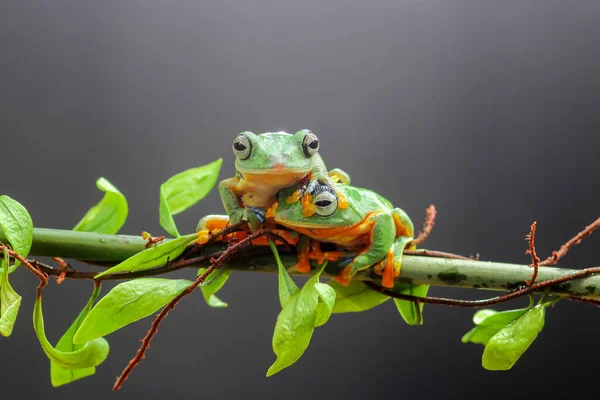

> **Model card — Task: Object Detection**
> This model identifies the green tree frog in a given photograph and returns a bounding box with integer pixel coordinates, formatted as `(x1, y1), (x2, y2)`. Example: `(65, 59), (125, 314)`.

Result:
(217, 130), (350, 230)
(272, 182), (415, 288)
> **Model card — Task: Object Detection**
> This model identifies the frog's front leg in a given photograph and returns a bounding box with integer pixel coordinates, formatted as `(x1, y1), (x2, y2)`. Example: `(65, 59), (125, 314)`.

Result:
(218, 177), (244, 222)
(218, 177), (265, 230)
(334, 212), (395, 286)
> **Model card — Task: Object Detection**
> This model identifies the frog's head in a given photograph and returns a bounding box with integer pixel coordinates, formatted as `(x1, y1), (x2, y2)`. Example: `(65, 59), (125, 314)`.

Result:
(232, 129), (322, 186)
(275, 183), (353, 228)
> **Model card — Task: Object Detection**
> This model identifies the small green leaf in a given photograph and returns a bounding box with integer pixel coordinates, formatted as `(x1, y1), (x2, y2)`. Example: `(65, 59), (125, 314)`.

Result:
(473, 309), (498, 325)
(461, 305), (532, 345)
(159, 159), (223, 237)
(267, 262), (331, 377)
(73, 278), (192, 344)
(198, 267), (232, 308)
(0, 195), (34, 269)
(328, 280), (389, 313)
(34, 293), (109, 370)
(482, 305), (546, 370)
(94, 234), (196, 278)
(50, 284), (103, 387)
(392, 284), (430, 326)
(73, 177), (128, 234)
(314, 283), (335, 327)
(0, 248), (21, 336)
(269, 240), (298, 307)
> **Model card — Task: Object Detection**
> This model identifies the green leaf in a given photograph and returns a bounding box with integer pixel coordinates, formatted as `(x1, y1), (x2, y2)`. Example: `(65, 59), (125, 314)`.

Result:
(198, 267), (232, 308)
(461, 305), (532, 345)
(94, 234), (196, 278)
(73, 278), (192, 344)
(34, 292), (109, 370)
(0, 248), (21, 337)
(73, 177), (128, 234)
(269, 240), (298, 307)
(0, 195), (33, 269)
(482, 305), (546, 370)
(392, 284), (430, 326)
(159, 159), (223, 237)
(267, 262), (331, 377)
(50, 284), (103, 387)
(328, 280), (390, 313)
(314, 283), (335, 327)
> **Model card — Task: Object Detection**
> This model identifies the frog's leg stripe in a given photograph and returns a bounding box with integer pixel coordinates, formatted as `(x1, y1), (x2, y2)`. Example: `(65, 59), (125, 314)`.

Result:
(327, 168), (351, 185)
(335, 212), (395, 286)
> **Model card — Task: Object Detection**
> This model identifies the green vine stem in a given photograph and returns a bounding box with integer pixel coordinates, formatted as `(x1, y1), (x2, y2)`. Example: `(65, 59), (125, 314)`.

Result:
(3, 227), (599, 301)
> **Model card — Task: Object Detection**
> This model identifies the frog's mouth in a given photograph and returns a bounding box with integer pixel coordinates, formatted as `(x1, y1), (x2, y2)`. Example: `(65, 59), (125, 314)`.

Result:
(237, 167), (311, 186)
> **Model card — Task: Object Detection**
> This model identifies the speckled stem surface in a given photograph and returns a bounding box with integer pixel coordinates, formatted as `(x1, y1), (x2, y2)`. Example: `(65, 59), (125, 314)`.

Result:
(3, 228), (599, 300)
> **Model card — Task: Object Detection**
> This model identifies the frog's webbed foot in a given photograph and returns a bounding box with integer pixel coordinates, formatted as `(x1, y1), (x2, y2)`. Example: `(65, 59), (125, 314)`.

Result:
(196, 214), (231, 244)
(327, 168), (351, 185)
(295, 239), (345, 273)
(373, 236), (414, 288)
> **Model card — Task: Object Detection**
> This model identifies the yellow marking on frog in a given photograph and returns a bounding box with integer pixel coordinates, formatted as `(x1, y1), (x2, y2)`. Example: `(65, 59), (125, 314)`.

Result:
(265, 202), (278, 219)
(337, 191), (350, 209)
(301, 193), (316, 217)
(285, 188), (303, 204)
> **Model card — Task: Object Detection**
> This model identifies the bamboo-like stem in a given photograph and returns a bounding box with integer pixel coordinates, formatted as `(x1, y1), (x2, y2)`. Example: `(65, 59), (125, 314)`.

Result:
(2, 228), (599, 301)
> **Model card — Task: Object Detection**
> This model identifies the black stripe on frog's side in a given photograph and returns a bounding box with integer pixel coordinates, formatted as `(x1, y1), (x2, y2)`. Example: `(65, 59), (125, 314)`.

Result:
(236, 170), (244, 179)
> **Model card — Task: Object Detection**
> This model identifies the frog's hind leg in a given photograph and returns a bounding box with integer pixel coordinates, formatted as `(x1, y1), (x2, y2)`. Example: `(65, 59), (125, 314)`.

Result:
(334, 212), (395, 286)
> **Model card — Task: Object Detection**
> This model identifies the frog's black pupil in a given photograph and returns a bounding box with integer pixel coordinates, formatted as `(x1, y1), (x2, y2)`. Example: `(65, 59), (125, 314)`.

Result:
(309, 139), (319, 149)
(234, 142), (246, 151)
(315, 200), (331, 207)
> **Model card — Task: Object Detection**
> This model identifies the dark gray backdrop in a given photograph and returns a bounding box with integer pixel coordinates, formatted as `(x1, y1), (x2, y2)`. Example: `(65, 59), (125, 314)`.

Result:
(1, 1), (599, 399)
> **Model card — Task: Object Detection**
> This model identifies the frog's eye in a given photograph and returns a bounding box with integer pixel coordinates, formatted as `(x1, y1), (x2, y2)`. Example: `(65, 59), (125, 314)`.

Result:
(302, 131), (320, 157)
(233, 133), (252, 160)
(313, 190), (337, 217)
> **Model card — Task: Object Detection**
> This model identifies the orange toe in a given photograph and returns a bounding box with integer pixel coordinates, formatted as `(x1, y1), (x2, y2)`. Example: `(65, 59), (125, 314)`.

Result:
(333, 274), (351, 286)
(381, 250), (396, 288)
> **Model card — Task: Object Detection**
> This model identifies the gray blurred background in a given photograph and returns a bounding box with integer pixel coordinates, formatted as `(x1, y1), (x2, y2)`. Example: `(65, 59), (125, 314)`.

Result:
(1, 1), (599, 399)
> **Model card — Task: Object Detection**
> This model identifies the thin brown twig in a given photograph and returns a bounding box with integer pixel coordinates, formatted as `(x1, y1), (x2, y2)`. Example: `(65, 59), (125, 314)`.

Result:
(411, 205), (437, 247)
(53, 257), (69, 284)
(540, 217), (600, 266)
(0, 245), (48, 283)
(113, 229), (280, 391)
(525, 221), (540, 287)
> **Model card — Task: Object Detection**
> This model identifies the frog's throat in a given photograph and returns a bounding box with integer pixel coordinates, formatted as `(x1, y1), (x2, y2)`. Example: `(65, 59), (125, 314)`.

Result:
(237, 168), (312, 186)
